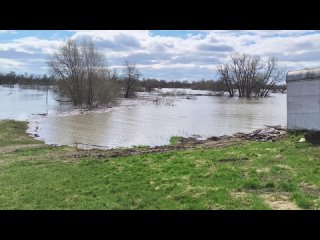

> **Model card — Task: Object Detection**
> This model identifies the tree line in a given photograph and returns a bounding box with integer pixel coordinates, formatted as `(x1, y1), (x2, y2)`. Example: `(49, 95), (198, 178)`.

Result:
(0, 72), (56, 89)
(1, 39), (287, 107)
(48, 40), (286, 101)
(0, 71), (286, 94)
(136, 78), (285, 93)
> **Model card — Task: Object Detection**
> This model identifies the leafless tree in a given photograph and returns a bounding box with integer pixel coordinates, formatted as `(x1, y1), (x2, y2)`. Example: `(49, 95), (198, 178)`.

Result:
(48, 38), (119, 106)
(253, 57), (286, 97)
(122, 60), (141, 98)
(216, 65), (235, 97)
(48, 39), (85, 105)
(216, 53), (285, 98)
(94, 68), (120, 105)
(81, 39), (105, 106)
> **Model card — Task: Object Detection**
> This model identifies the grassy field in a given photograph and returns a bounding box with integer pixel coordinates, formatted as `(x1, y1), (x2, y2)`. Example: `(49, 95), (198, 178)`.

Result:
(0, 120), (320, 209)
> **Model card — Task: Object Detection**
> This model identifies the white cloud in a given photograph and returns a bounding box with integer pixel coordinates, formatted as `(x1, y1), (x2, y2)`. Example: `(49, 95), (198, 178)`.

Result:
(1, 30), (320, 80)
(0, 58), (24, 70)
(0, 37), (62, 54)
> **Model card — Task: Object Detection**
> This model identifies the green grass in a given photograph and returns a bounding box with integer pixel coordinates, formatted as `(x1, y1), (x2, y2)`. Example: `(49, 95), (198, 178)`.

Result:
(0, 120), (42, 147)
(0, 120), (320, 209)
(170, 136), (182, 145)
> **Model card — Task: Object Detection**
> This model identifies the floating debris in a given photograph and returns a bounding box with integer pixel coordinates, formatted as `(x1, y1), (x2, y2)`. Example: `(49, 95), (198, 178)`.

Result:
(240, 125), (287, 142)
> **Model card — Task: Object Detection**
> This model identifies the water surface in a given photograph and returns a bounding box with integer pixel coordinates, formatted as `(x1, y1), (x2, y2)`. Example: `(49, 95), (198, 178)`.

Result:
(0, 86), (286, 148)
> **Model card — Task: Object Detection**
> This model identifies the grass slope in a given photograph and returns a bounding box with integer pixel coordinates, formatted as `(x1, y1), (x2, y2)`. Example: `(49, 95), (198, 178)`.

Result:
(0, 120), (319, 209)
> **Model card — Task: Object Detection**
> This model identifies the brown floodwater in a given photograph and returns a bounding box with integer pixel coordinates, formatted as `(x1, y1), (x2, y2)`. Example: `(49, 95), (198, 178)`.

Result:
(0, 86), (286, 148)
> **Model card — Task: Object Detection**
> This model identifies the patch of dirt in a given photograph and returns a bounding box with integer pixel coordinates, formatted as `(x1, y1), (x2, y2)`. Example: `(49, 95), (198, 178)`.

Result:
(58, 139), (247, 161)
(300, 182), (320, 197)
(207, 204), (225, 210)
(312, 199), (320, 209)
(256, 167), (270, 173)
(260, 193), (301, 210)
(219, 157), (249, 163)
(231, 192), (247, 199)
(276, 164), (293, 170)
(43, 126), (288, 161)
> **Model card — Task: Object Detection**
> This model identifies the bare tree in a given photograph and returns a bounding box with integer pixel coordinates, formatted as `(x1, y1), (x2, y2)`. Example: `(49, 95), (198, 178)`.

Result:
(122, 60), (141, 98)
(216, 65), (234, 97)
(48, 39), (85, 105)
(253, 57), (286, 97)
(81, 39), (106, 106)
(216, 53), (285, 98)
(48, 38), (119, 106)
(94, 68), (120, 105)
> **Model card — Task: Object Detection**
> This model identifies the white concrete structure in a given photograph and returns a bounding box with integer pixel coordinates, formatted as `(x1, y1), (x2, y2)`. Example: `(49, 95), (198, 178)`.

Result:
(286, 67), (320, 131)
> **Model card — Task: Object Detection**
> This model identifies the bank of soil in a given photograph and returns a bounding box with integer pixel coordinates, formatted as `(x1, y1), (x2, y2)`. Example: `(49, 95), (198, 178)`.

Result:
(64, 125), (287, 159)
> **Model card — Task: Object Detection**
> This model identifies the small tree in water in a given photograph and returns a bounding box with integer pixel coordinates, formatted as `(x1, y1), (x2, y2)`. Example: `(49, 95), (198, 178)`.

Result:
(48, 38), (119, 107)
(122, 60), (142, 98)
(217, 53), (286, 98)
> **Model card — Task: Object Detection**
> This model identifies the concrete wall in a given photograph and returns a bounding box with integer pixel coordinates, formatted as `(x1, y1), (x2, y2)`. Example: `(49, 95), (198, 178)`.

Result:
(286, 68), (320, 131)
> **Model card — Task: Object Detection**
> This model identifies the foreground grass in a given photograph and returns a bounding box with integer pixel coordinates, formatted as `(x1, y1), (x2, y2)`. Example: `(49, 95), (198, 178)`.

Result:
(0, 120), (320, 209)
(0, 120), (41, 147)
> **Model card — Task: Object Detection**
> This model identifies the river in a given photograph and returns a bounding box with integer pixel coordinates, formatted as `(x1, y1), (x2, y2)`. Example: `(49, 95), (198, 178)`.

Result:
(0, 85), (286, 148)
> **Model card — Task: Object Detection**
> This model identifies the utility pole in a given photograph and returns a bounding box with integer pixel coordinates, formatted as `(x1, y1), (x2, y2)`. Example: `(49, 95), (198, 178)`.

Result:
(46, 78), (49, 105)
(46, 87), (48, 104)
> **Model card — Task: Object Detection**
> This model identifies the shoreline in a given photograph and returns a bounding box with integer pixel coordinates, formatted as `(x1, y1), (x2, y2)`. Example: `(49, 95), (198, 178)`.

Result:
(26, 113), (287, 153)
(66, 125), (288, 160)
(2, 119), (288, 159)
(3, 119), (319, 210)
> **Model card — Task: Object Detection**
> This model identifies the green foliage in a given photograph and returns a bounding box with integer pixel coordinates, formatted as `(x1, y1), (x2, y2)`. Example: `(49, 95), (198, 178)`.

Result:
(292, 193), (313, 209)
(169, 136), (182, 145)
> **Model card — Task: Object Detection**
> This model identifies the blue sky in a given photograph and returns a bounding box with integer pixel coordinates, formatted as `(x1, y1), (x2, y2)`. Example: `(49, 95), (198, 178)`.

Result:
(1, 30), (320, 81)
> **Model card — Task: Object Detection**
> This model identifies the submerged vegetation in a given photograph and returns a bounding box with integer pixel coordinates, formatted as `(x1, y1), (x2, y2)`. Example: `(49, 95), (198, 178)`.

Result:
(0, 120), (319, 210)
(217, 53), (286, 98)
(48, 39), (120, 107)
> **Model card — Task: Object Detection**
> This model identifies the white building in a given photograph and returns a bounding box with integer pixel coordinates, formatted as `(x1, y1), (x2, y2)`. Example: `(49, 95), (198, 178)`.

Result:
(286, 67), (320, 131)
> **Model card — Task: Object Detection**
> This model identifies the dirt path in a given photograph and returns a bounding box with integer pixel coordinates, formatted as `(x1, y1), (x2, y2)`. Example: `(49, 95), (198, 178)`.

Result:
(54, 137), (248, 161)
(260, 193), (301, 210)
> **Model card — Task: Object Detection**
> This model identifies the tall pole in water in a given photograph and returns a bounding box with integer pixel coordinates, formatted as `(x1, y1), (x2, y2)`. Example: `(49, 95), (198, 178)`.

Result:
(46, 84), (48, 105)
(46, 80), (49, 115)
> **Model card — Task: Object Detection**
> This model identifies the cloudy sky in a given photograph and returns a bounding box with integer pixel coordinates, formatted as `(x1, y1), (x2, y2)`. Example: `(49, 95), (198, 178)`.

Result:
(0, 30), (320, 81)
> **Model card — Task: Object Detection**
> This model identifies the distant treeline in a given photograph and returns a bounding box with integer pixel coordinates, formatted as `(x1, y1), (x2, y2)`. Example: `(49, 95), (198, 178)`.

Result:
(137, 78), (286, 93)
(137, 78), (223, 92)
(0, 71), (56, 89)
(0, 71), (286, 93)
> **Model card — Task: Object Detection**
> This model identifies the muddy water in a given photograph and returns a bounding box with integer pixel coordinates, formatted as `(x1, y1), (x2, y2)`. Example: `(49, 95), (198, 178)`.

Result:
(0, 86), (286, 148)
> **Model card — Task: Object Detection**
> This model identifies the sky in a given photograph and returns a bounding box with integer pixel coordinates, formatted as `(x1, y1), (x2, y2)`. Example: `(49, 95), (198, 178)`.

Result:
(0, 30), (320, 81)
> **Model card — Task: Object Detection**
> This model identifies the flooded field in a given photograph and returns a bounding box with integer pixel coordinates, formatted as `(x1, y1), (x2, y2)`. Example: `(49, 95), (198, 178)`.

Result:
(0, 86), (286, 148)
